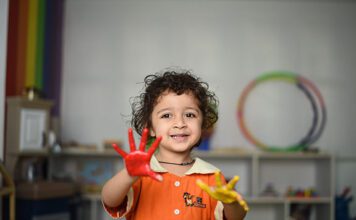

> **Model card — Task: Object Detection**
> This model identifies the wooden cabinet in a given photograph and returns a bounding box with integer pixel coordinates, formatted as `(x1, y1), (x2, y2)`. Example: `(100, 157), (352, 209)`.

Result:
(4, 97), (53, 178)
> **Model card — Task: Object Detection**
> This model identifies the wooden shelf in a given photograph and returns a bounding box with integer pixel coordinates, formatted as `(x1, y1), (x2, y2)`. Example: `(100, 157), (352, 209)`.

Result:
(246, 196), (331, 204)
(258, 151), (332, 159)
(193, 149), (254, 159)
(81, 193), (101, 201)
(286, 197), (332, 204)
(51, 148), (118, 157)
(9, 149), (50, 157)
(247, 196), (285, 204)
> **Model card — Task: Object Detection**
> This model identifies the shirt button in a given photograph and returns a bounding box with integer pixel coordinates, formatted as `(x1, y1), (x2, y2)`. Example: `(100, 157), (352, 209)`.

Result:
(174, 209), (180, 215)
(174, 181), (180, 187)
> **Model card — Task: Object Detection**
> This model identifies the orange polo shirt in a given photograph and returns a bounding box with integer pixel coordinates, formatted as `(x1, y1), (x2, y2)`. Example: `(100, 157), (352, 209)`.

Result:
(103, 155), (226, 219)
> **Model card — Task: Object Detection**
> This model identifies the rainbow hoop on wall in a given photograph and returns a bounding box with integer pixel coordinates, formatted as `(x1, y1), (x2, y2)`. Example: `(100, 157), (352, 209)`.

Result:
(237, 71), (327, 152)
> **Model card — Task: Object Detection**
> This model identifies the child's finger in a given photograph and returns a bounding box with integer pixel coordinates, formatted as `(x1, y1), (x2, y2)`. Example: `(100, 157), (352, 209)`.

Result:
(139, 128), (148, 151)
(196, 179), (213, 194)
(214, 171), (223, 187)
(239, 200), (249, 212)
(147, 136), (162, 157)
(112, 143), (127, 158)
(128, 128), (136, 152)
(148, 170), (163, 182)
(236, 192), (249, 211)
(226, 176), (239, 190)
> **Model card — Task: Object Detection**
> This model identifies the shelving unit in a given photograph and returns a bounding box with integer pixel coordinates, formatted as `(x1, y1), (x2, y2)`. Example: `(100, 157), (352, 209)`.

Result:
(49, 148), (334, 220)
(192, 150), (335, 220)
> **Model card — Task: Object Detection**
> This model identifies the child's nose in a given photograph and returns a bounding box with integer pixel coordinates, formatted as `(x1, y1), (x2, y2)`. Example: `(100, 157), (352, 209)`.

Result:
(173, 116), (186, 128)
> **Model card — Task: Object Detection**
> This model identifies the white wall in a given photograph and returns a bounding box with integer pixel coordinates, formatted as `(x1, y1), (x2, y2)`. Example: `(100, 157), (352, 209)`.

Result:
(61, 0), (356, 215)
(62, 0), (356, 153)
(0, 0), (8, 161)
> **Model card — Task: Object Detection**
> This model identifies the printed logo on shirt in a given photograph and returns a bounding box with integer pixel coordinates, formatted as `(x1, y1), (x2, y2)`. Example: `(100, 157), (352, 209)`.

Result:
(183, 192), (206, 208)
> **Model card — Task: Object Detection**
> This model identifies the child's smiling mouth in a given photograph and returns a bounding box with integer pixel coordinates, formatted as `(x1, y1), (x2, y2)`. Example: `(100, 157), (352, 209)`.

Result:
(170, 134), (189, 141)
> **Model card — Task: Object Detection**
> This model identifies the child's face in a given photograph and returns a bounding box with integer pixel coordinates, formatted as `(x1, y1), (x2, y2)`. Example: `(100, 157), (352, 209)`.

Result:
(150, 91), (203, 153)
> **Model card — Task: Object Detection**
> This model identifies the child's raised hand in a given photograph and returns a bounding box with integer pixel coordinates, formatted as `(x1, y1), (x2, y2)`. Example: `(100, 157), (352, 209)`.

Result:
(196, 171), (249, 211)
(112, 128), (163, 182)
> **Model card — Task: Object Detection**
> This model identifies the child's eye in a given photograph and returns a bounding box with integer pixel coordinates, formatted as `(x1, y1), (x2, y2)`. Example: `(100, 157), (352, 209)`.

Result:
(185, 113), (196, 118)
(160, 113), (171, 119)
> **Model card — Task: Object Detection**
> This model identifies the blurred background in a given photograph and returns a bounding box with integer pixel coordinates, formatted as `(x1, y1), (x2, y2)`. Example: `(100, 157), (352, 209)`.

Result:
(1, 0), (356, 219)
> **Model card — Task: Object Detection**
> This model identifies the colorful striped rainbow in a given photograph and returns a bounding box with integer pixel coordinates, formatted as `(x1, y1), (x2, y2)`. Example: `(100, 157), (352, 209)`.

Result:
(6, 0), (64, 116)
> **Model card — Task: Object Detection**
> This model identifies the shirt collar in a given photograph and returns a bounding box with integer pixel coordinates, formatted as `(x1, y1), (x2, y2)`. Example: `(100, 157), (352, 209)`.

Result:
(151, 155), (219, 175)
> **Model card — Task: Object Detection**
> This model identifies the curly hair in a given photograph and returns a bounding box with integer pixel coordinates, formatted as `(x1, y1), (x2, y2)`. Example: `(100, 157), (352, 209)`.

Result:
(131, 69), (218, 137)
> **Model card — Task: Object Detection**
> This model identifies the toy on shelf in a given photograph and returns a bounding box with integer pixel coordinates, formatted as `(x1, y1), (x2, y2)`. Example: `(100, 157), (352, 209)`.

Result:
(285, 186), (318, 198)
(335, 187), (356, 220)
(197, 103), (217, 151)
(260, 183), (279, 197)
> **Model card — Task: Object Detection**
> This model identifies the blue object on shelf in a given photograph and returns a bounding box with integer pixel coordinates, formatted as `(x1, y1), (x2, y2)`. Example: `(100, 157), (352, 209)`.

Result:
(335, 187), (355, 220)
(197, 138), (210, 151)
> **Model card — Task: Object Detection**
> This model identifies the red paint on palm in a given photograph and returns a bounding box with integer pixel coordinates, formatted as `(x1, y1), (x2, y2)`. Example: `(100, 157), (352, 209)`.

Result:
(112, 128), (162, 181)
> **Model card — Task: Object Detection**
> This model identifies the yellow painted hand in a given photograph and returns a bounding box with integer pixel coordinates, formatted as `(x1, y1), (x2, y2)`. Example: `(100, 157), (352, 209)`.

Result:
(196, 171), (249, 212)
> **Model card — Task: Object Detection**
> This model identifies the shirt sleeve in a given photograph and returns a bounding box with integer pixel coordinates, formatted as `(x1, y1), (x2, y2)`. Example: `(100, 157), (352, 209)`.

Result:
(102, 178), (142, 219)
(214, 201), (225, 220)
(102, 187), (135, 219)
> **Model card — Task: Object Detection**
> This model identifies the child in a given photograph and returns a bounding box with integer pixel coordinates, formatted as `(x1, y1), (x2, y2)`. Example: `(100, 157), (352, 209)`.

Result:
(101, 69), (248, 219)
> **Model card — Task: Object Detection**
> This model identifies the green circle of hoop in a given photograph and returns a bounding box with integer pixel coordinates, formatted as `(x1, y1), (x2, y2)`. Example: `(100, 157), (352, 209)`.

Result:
(237, 71), (326, 152)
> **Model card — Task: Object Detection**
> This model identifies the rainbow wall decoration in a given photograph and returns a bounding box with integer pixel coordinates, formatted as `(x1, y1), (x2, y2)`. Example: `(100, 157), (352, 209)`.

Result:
(6, 0), (65, 116)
